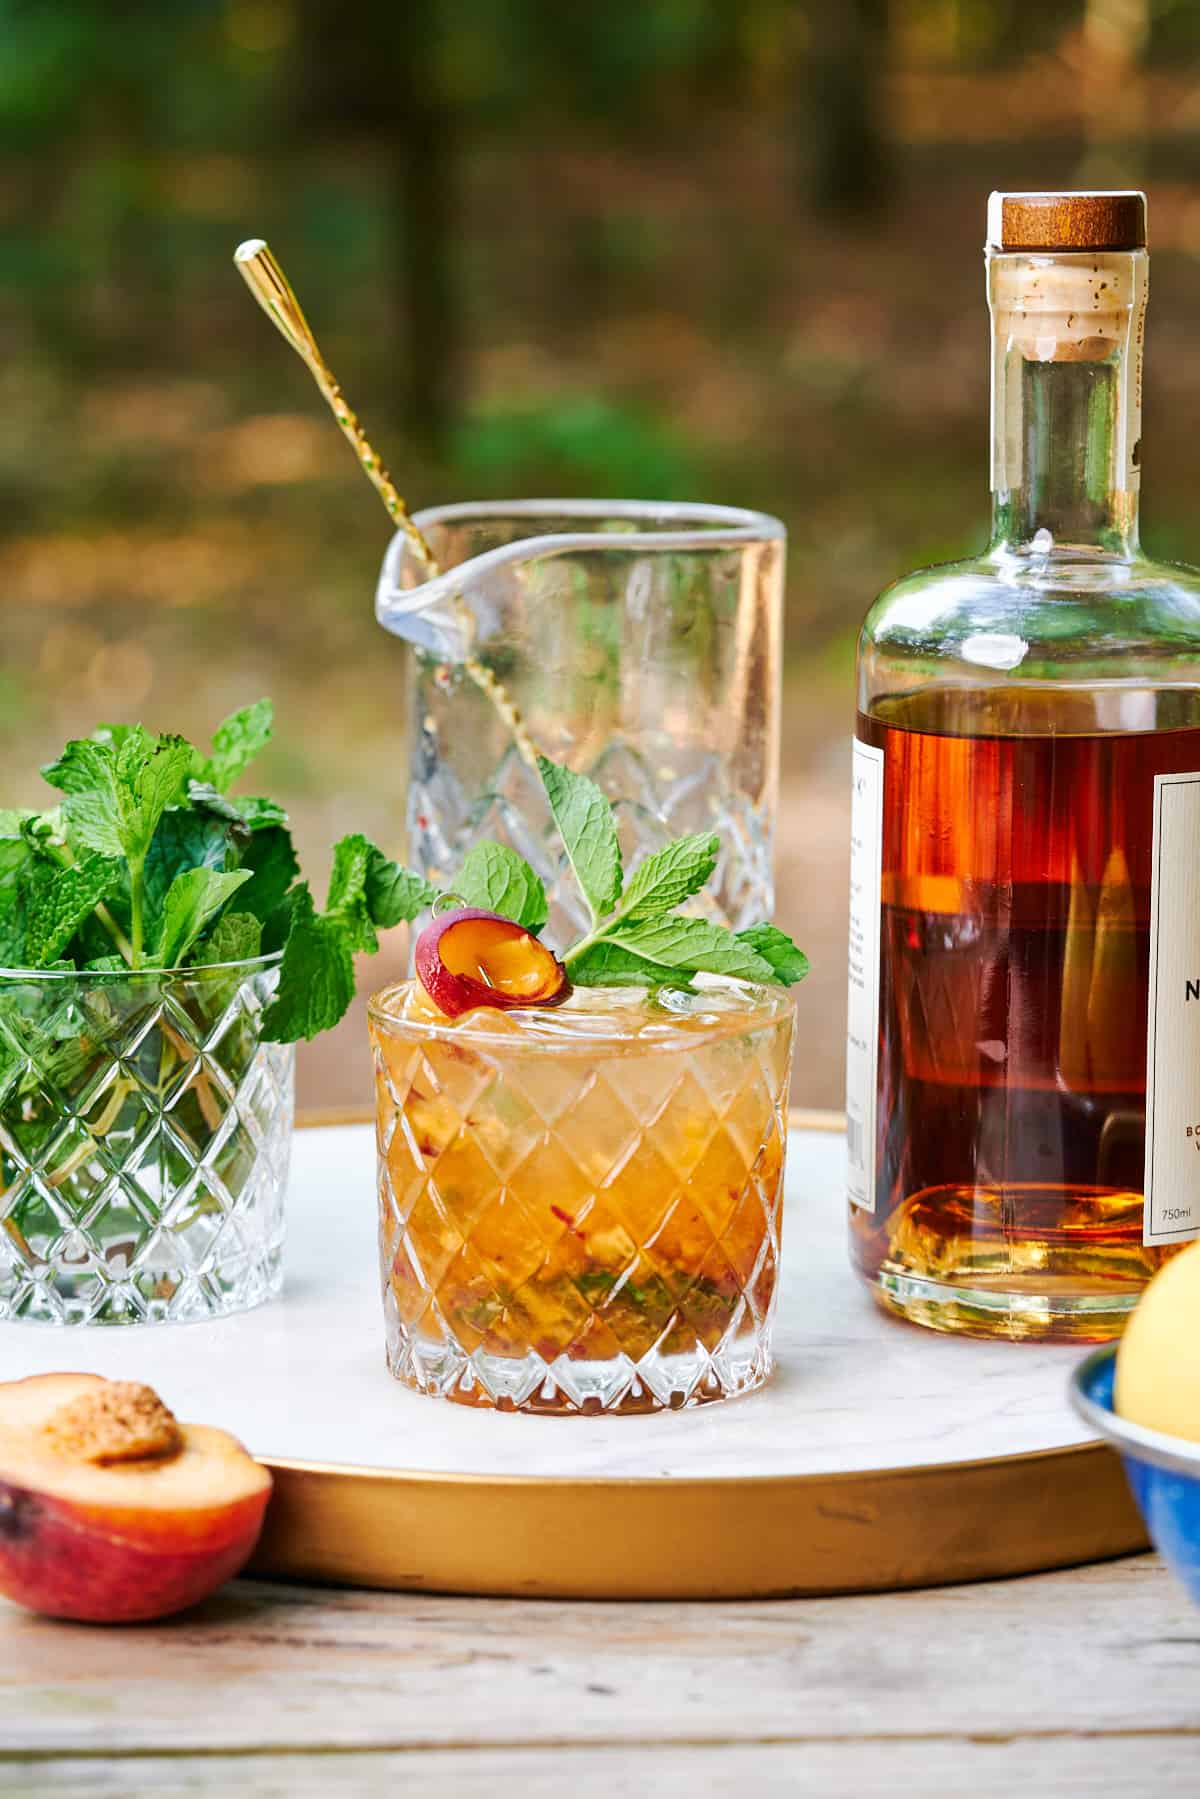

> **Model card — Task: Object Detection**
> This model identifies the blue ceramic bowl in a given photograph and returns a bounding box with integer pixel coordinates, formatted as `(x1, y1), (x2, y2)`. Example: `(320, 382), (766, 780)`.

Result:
(1071, 1345), (1200, 1603)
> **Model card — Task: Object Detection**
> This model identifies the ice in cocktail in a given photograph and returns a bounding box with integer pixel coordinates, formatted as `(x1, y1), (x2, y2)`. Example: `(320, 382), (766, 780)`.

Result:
(369, 978), (794, 1413)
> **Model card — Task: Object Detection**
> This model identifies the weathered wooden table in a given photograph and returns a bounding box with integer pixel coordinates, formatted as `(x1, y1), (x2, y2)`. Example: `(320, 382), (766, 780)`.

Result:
(1, 1555), (1196, 1794)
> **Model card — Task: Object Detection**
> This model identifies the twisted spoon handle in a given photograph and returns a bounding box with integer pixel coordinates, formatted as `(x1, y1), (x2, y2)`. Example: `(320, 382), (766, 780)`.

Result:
(234, 238), (439, 579)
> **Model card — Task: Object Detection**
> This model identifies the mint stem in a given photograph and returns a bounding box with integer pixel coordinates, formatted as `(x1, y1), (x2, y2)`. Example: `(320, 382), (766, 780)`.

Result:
(562, 896), (637, 969)
(128, 856), (146, 969)
(93, 901), (135, 967)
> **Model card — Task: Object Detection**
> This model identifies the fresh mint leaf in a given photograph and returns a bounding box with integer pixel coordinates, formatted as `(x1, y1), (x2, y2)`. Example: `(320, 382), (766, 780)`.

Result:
(321, 836), (430, 952)
(326, 832), (377, 954)
(453, 842), (547, 933)
(23, 852), (122, 968)
(195, 911), (265, 1007)
(539, 757), (622, 923)
(602, 914), (775, 983)
(736, 923), (809, 986)
(198, 911), (263, 967)
(260, 880), (307, 955)
(205, 699), (274, 793)
(326, 833), (369, 911)
(155, 867), (252, 968)
(42, 737), (112, 803)
(621, 833), (720, 921)
(260, 885), (355, 1043)
(568, 939), (694, 989)
(85, 955), (127, 973)
(43, 728), (192, 865)
(235, 824), (300, 924)
(144, 809), (235, 919)
(364, 847), (435, 928)
(120, 733), (194, 862)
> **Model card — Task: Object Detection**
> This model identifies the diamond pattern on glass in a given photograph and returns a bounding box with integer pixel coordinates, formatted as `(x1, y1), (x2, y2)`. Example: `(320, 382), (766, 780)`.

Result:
(0, 965), (294, 1325)
(372, 996), (793, 1413)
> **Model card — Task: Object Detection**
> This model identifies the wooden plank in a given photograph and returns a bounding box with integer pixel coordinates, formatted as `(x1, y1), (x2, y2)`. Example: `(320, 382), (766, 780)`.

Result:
(0, 1558), (1195, 1756)
(4, 1736), (1200, 1797)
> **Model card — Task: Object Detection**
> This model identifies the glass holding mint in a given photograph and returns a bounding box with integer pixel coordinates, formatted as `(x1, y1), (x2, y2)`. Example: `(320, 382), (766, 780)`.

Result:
(0, 702), (431, 1325)
(371, 757), (805, 1414)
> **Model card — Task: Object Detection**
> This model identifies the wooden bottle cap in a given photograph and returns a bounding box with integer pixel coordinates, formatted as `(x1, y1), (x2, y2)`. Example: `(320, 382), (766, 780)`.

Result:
(987, 191), (1147, 253)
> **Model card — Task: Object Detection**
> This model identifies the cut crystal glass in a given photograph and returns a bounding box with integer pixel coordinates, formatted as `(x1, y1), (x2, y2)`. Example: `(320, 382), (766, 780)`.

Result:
(0, 958), (294, 1325)
(370, 981), (795, 1413)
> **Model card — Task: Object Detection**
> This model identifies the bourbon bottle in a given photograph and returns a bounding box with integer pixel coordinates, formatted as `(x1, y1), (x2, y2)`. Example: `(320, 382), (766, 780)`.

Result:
(847, 192), (1200, 1340)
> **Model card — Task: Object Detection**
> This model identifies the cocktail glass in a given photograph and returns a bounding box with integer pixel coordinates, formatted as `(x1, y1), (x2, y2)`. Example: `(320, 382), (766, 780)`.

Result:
(376, 501), (785, 936)
(369, 980), (795, 1413)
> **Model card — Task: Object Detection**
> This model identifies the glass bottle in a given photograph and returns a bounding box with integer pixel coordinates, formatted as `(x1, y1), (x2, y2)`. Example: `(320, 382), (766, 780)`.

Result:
(847, 191), (1200, 1340)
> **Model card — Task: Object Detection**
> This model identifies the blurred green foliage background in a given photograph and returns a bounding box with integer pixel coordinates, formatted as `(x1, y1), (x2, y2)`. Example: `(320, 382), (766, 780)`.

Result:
(3, 0), (1200, 1104)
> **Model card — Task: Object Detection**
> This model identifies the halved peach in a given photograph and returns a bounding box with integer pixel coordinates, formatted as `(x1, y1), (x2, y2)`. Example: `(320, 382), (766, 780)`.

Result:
(0, 1373), (271, 1623)
(414, 906), (569, 1017)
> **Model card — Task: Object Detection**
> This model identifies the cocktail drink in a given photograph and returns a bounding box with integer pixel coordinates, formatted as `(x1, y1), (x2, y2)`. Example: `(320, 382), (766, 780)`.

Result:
(370, 978), (794, 1413)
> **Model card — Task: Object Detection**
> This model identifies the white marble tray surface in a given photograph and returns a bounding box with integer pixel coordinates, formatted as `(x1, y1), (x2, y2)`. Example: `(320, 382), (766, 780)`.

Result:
(0, 1124), (1097, 1481)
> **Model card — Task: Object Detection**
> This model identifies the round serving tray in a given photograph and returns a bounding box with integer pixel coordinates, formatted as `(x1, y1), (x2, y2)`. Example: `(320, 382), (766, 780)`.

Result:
(0, 1116), (1146, 1599)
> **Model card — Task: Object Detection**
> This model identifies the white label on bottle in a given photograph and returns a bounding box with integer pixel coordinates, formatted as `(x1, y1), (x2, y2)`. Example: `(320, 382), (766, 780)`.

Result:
(1144, 770), (1200, 1247)
(846, 738), (884, 1213)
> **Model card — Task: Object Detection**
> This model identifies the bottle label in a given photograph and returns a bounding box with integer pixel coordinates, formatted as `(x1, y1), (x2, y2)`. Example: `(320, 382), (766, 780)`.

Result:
(1144, 770), (1200, 1247)
(846, 738), (884, 1213)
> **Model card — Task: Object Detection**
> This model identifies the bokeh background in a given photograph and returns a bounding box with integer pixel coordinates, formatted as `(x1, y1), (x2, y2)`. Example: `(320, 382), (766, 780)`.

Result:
(3, 0), (1200, 1110)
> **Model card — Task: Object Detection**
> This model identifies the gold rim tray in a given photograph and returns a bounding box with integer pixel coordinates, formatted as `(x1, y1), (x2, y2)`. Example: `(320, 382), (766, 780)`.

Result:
(5, 1112), (1148, 1599)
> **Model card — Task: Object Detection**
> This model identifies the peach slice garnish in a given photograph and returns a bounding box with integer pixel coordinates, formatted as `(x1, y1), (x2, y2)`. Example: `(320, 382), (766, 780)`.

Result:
(0, 1373), (271, 1623)
(414, 906), (569, 1017)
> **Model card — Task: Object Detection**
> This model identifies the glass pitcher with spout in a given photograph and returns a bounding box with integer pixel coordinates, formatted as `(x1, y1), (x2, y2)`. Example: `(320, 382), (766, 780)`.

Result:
(375, 501), (785, 934)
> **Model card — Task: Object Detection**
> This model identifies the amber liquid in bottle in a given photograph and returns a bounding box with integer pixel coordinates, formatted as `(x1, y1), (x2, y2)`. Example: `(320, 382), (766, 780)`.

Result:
(850, 688), (1200, 1336)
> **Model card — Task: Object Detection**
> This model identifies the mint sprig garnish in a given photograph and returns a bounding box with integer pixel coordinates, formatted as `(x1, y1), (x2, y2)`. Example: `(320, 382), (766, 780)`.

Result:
(442, 760), (806, 993)
(1, 701), (429, 1046)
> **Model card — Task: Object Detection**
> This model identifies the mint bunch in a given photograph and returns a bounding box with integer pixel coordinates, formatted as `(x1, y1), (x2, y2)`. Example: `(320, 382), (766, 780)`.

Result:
(1, 703), (433, 1043)
(453, 757), (808, 991)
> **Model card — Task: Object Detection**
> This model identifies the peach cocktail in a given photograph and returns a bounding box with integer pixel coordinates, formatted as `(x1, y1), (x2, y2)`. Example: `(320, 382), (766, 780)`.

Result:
(370, 978), (791, 1410)
(370, 975), (794, 1414)
(367, 753), (805, 1415)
